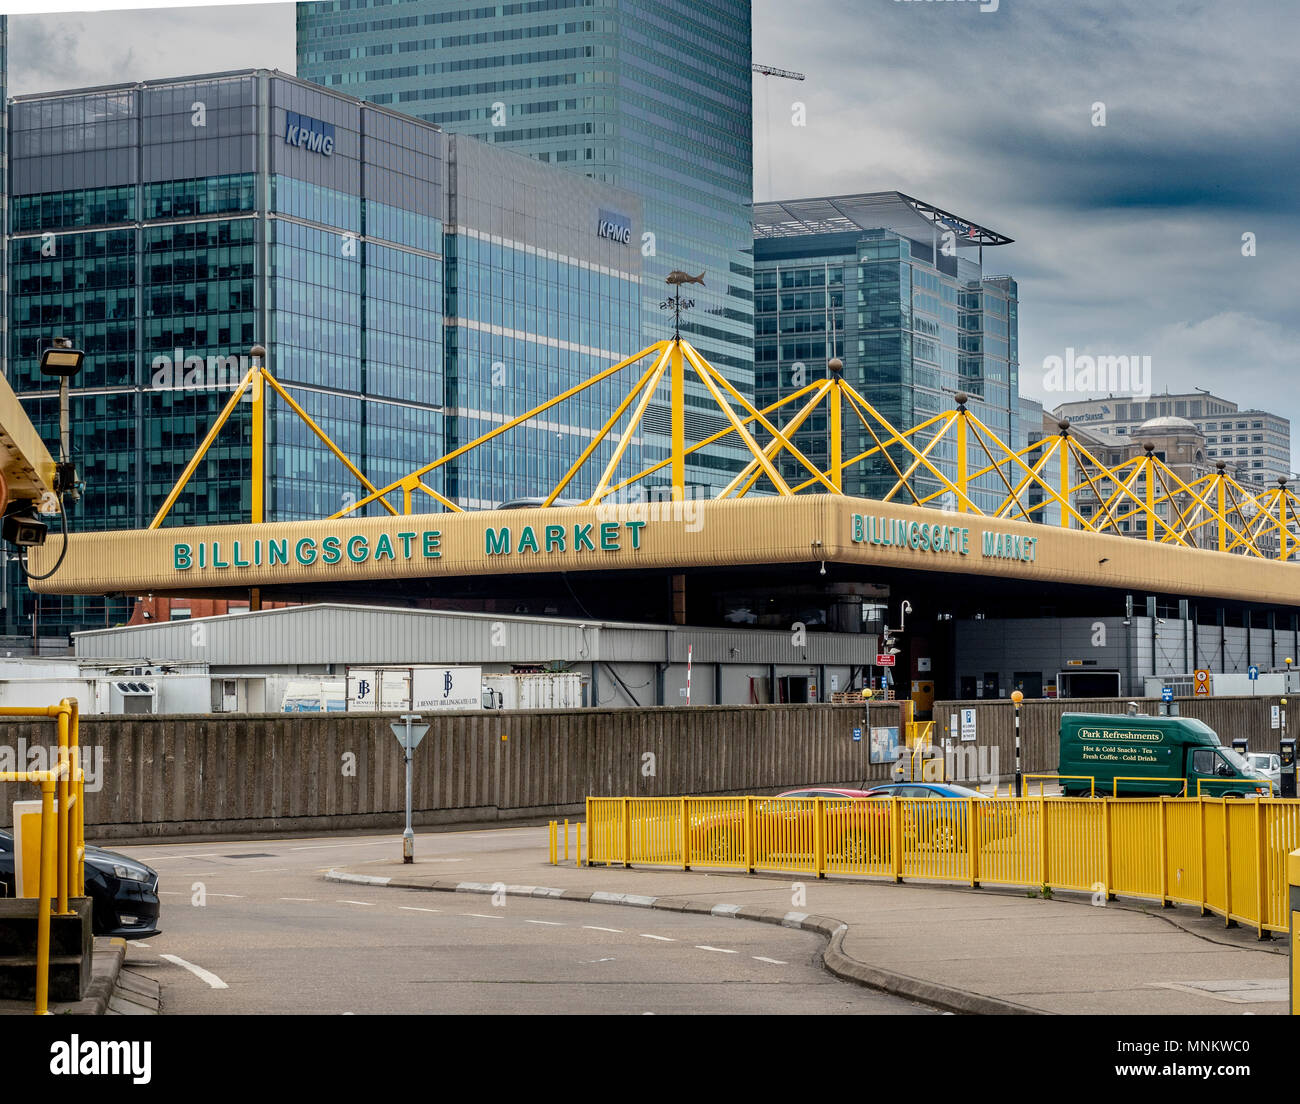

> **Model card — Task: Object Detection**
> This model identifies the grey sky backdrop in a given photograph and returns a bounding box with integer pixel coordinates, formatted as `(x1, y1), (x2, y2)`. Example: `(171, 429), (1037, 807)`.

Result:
(11, 1), (1298, 465)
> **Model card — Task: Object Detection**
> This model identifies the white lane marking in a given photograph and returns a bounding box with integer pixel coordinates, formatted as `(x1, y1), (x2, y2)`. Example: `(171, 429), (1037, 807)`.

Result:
(159, 954), (229, 990)
(207, 893), (245, 899)
(132, 942), (150, 948)
(465, 913), (504, 920)
(639, 934), (675, 942)
(280, 897), (316, 902)
(399, 906), (442, 913)
(752, 956), (787, 965)
(583, 925), (623, 933)
(524, 919), (564, 926)
(337, 900), (375, 906)
(291, 841), (394, 851)
(695, 945), (738, 954)
(248, 867), (290, 874)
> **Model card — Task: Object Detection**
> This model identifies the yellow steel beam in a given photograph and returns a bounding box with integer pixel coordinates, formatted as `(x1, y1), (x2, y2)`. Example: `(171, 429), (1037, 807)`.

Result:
(599, 382), (827, 501)
(882, 416), (954, 504)
(670, 340), (686, 499)
(588, 345), (672, 503)
(679, 341), (793, 496)
(262, 372), (399, 516)
(680, 341), (834, 495)
(548, 344), (670, 506)
(149, 368), (256, 529)
(721, 379), (834, 499)
(334, 341), (669, 518)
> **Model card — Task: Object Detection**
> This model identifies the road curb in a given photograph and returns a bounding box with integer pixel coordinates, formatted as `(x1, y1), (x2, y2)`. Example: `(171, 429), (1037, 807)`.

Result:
(324, 869), (1045, 1015)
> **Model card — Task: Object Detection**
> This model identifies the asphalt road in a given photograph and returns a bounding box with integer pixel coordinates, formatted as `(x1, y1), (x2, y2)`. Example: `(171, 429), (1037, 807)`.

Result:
(114, 827), (932, 1015)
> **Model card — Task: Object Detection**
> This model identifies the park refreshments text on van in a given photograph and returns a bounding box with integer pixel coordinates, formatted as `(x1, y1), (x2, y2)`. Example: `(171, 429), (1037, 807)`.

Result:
(1058, 713), (1271, 797)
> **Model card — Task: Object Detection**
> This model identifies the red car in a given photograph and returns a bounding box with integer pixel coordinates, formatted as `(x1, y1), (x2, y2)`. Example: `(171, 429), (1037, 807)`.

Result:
(690, 788), (890, 866)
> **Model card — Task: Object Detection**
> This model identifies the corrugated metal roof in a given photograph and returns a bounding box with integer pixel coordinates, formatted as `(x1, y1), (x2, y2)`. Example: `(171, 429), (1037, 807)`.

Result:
(73, 603), (876, 667)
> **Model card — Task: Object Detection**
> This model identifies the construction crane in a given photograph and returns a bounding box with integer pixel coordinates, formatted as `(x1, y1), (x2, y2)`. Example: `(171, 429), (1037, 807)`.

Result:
(752, 63), (806, 200)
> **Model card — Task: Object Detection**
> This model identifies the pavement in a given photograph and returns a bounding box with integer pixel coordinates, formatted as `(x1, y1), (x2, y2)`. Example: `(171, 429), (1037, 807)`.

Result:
(0, 936), (161, 1016)
(329, 824), (1292, 1015)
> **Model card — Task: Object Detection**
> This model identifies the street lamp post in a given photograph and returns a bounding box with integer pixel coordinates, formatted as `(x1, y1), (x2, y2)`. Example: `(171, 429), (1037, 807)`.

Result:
(1011, 690), (1024, 797)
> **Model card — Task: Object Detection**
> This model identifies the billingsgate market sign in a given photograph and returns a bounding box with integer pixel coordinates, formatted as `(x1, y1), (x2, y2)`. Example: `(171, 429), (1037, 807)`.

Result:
(30, 495), (1300, 608)
(168, 512), (1034, 574)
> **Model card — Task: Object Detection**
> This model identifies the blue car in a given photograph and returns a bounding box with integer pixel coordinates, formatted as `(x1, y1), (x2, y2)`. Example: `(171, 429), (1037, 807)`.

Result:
(862, 782), (1007, 851)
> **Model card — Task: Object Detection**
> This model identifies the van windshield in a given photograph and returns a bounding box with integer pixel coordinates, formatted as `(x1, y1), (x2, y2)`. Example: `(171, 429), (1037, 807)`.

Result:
(1217, 747), (1262, 777)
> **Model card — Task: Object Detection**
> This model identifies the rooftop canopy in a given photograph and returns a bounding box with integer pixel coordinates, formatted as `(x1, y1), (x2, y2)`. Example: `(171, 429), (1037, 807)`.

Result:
(752, 191), (1013, 247)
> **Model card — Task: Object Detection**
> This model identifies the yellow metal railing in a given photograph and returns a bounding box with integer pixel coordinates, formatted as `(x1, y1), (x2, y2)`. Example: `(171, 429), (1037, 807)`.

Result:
(1024, 772), (1096, 796)
(0, 699), (86, 1014)
(1113, 775), (1187, 797)
(577, 793), (1300, 936)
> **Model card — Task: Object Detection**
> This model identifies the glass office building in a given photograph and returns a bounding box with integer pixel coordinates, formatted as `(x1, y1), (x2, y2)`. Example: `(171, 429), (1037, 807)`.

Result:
(752, 194), (1019, 509)
(7, 69), (644, 636)
(296, 0), (754, 494)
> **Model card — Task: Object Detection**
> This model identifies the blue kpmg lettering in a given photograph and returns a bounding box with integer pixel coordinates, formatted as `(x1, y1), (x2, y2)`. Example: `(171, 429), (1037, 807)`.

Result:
(284, 111), (335, 157)
(597, 208), (632, 244)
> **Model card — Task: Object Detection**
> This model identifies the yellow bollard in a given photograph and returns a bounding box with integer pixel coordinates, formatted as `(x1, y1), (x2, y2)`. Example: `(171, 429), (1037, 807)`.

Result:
(55, 707), (69, 915)
(576, 822), (582, 868)
(35, 780), (55, 1016)
(1290, 849), (1299, 1015)
(564, 819), (569, 862)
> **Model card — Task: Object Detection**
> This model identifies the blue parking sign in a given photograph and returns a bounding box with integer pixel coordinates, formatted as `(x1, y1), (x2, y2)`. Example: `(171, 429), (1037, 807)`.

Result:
(852, 727), (862, 742)
(1161, 687), (1173, 702)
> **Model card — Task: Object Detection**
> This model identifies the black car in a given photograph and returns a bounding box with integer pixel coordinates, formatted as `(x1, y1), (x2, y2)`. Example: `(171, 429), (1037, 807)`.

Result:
(0, 830), (160, 939)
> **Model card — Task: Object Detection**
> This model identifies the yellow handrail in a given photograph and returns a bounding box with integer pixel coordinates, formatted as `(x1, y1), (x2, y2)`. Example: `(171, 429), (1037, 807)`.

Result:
(584, 790), (1300, 935)
(0, 698), (85, 1014)
(1025, 773), (1096, 797)
(1112, 775), (1187, 797)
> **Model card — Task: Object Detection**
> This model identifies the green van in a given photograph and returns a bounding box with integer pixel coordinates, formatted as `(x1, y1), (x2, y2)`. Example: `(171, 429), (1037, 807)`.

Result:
(1058, 713), (1272, 797)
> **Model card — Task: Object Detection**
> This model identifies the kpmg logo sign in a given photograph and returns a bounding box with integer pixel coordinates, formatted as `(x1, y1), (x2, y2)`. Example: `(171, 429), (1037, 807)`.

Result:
(597, 208), (632, 244)
(284, 111), (335, 157)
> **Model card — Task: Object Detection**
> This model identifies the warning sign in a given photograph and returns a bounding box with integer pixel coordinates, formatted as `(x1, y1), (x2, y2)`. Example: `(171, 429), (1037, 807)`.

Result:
(1193, 669), (1211, 697)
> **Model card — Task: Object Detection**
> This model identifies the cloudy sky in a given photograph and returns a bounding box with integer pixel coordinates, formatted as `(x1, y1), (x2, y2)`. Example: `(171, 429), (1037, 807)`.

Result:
(10, 0), (1298, 464)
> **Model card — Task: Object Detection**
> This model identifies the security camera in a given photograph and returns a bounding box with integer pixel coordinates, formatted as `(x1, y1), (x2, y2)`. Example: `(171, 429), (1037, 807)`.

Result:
(3, 510), (47, 547)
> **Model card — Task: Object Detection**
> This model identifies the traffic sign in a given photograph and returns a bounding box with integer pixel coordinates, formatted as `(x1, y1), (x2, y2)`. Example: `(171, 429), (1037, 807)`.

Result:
(960, 707), (977, 742)
(1161, 686), (1174, 702)
(390, 715), (430, 750)
(1193, 669), (1211, 697)
(1272, 705), (1281, 730)
(1248, 665), (1260, 681)
(852, 727), (862, 743)
(876, 653), (896, 667)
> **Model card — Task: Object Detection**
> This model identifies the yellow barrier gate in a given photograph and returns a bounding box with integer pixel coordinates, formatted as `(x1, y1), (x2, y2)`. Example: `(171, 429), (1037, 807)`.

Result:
(578, 794), (1300, 937)
(0, 699), (87, 1015)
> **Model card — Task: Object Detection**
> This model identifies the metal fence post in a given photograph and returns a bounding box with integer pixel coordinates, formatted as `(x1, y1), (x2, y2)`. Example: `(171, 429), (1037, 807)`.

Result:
(1102, 797), (1113, 901)
(1255, 799), (1268, 940)
(968, 796), (979, 888)
(1198, 796), (1209, 917)
(1223, 800), (1235, 927)
(891, 798), (904, 884)
(35, 780), (55, 1017)
(745, 796), (755, 874)
(1289, 849), (1299, 1015)
(814, 797), (826, 878)
(1158, 796), (1170, 908)
(1038, 794), (1048, 890)
(681, 796), (689, 870)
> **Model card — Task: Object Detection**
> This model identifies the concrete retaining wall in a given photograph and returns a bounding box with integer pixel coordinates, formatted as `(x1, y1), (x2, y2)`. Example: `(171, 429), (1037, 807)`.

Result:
(0, 703), (903, 840)
(930, 696), (1283, 777)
